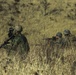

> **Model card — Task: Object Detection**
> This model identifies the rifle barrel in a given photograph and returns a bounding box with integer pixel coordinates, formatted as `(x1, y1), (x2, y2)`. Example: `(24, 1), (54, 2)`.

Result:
(0, 35), (14, 48)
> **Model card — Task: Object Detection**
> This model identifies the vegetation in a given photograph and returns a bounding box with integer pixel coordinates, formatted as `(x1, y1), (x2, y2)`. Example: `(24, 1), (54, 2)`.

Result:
(0, 0), (76, 75)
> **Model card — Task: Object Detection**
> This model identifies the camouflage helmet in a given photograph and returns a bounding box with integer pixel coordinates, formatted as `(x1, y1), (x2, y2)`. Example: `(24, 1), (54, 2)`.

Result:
(63, 29), (71, 35)
(14, 25), (23, 32)
(56, 32), (62, 38)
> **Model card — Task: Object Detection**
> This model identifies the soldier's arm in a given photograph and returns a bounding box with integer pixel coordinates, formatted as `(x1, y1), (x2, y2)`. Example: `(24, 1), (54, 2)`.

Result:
(0, 40), (12, 50)
(3, 44), (12, 50)
(72, 35), (76, 41)
(12, 37), (20, 50)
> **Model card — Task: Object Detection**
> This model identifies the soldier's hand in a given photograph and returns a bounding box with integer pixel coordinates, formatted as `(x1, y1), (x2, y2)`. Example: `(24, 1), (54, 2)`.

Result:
(4, 41), (9, 44)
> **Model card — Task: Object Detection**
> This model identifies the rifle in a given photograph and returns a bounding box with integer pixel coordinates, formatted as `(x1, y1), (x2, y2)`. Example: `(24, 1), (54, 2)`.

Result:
(0, 35), (14, 48)
(0, 27), (14, 48)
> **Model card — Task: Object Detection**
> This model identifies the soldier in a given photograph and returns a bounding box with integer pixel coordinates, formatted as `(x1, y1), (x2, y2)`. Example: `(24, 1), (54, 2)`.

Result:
(50, 36), (57, 49)
(3, 25), (30, 59)
(55, 32), (65, 58)
(63, 29), (76, 48)
(43, 36), (57, 49)
(43, 36), (57, 63)
(56, 32), (65, 48)
(49, 36), (57, 58)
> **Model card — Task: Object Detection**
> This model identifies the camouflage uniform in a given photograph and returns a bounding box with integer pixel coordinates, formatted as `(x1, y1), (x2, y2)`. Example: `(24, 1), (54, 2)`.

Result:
(4, 25), (30, 58)
(63, 29), (76, 48)
(11, 33), (29, 55)
(50, 36), (57, 58)
(50, 36), (57, 49)
(56, 32), (66, 49)
(43, 37), (57, 63)
(55, 32), (65, 58)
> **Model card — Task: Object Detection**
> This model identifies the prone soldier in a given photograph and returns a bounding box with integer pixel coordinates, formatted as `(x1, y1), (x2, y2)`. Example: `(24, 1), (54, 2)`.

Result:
(55, 32), (66, 58)
(56, 32), (66, 49)
(63, 29), (76, 48)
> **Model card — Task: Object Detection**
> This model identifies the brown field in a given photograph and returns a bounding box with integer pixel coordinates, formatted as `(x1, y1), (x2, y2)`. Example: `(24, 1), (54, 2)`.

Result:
(0, 0), (76, 75)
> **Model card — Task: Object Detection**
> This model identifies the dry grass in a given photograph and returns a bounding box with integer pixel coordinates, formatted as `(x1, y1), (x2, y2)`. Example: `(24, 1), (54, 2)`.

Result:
(0, 0), (76, 75)
(0, 47), (76, 75)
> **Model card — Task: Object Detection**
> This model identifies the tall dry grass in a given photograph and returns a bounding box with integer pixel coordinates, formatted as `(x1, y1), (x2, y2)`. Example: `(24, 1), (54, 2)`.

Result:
(0, 0), (76, 75)
(0, 44), (76, 75)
